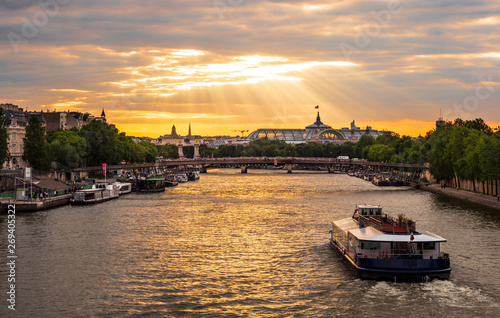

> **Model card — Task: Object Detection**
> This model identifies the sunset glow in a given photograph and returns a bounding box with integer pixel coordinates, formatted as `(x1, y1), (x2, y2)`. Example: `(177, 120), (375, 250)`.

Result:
(1, 1), (499, 137)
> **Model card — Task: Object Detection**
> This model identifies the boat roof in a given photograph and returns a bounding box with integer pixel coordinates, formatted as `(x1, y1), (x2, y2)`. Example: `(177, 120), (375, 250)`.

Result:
(357, 204), (381, 209)
(332, 218), (359, 232)
(349, 227), (447, 242)
(146, 178), (163, 181)
(76, 188), (105, 192)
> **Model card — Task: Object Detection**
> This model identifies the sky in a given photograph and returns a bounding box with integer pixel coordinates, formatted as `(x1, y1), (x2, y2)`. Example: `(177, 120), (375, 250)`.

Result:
(1, 0), (499, 138)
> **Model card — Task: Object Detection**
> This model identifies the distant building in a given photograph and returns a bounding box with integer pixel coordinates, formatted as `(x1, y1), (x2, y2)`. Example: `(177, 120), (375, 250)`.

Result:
(1, 103), (110, 169)
(26, 110), (98, 131)
(436, 116), (445, 130)
(153, 124), (203, 146)
(0, 104), (39, 169)
(247, 112), (387, 144)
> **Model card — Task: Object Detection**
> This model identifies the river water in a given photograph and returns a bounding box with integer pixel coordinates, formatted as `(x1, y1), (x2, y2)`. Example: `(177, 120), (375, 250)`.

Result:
(1, 170), (500, 317)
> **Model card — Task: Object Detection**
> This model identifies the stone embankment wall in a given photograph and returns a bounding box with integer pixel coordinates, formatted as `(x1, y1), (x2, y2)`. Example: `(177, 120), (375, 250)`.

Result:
(442, 178), (499, 196)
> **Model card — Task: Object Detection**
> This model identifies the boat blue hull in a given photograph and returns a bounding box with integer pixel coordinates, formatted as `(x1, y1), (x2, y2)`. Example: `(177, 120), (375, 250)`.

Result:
(330, 240), (451, 282)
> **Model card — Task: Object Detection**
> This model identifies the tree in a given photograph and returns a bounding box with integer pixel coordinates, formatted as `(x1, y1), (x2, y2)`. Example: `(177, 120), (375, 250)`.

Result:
(340, 142), (355, 158)
(354, 135), (374, 158)
(427, 125), (455, 181)
(138, 141), (158, 162)
(79, 120), (122, 166)
(49, 140), (81, 172)
(158, 144), (179, 159)
(0, 108), (9, 165)
(48, 129), (87, 158)
(478, 134), (500, 194)
(23, 116), (51, 171)
(367, 144), (395, 162)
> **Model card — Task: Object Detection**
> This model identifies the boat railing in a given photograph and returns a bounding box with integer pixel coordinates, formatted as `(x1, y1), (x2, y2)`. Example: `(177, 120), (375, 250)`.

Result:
(356, 214), (384, 231)
(355, 213), (415, 234)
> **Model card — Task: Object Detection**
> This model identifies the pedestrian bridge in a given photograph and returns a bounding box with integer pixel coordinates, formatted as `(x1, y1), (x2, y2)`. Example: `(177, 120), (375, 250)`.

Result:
(73, 157), (428, 174)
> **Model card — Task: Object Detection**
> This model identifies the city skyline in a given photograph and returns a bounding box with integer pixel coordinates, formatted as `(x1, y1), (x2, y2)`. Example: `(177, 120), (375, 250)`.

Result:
(1, 1), (499, 138)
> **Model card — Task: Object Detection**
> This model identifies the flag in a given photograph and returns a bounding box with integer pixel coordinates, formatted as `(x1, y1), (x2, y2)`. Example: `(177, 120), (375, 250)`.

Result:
(315, 105), (319, 109)
(102, 163), (107, 176)
(410, 231), (414, 241)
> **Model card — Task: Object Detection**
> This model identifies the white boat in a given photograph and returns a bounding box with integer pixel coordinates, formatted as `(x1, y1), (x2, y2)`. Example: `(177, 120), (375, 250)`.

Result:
(329, 204), (451, 282)
(70, 184), (119, 204)
(187, 171), (200, 181)
(114, 182), (132, 195)
(176, 173), (188, 183)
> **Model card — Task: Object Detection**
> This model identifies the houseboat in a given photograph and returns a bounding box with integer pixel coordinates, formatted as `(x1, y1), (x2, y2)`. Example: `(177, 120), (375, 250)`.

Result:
(137, 178), (165, 192)
(329, 205), (451, 282)
(70, 184), (119, 204)
(372, 176), (391, 186)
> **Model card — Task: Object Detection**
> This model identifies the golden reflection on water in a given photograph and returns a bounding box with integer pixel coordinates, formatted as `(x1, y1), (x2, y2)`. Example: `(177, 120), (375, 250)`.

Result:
(92, 171), (357, 315)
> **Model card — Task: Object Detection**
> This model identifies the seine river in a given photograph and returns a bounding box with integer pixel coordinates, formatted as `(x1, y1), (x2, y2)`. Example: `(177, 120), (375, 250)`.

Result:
(1, 170), (500, 317)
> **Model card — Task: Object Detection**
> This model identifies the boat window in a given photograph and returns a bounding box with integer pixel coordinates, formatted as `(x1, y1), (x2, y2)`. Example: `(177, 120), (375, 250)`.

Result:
(360, 241), (380, 250)
(375, 208), (382, 215)
(417, 242), (436, 250)
(423, 242), (435, 250)
(361, 208), (368, 215)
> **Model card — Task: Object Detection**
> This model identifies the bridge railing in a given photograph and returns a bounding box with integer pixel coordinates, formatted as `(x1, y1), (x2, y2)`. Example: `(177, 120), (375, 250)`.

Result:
(73, 157), (428, 172)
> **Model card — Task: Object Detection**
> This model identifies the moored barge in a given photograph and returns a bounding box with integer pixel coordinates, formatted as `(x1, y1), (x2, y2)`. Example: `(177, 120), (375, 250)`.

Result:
(329, 205), (451, 282)
(70, 184), (119, 204)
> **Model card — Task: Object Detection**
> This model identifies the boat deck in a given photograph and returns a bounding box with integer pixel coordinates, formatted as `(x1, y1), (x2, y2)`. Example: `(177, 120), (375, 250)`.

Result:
(381, 223), (409, 233)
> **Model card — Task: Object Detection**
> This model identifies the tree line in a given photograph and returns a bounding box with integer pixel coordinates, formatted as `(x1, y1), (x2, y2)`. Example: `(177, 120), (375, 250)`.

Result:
(1, 112), (499, 190)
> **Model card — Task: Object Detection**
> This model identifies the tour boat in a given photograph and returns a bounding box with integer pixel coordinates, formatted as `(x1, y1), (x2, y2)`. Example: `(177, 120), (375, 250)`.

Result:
(329, 205), (451, 282)
(70, 184), (119, 204)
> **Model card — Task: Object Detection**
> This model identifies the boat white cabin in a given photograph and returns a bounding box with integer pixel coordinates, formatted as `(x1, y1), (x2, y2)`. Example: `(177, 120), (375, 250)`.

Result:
(114, 182), (132, 195)
(71, 184), (119, 204)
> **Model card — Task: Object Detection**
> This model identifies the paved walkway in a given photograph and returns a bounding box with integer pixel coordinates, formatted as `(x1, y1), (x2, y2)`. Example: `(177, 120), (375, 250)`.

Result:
(421, 183), (500, 210)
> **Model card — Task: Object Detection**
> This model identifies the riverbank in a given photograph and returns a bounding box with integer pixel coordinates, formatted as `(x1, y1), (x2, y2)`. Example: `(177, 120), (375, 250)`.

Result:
(421, 183), (500, 210)
(0, 194), (72, 213)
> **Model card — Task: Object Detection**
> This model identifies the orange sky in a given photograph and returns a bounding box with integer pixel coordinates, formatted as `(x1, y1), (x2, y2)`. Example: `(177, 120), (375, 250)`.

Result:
(1, 1), (499, 138)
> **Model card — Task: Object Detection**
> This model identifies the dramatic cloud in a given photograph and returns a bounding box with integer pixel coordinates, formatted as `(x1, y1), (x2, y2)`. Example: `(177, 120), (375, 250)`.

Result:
(1, 0), (499, 136)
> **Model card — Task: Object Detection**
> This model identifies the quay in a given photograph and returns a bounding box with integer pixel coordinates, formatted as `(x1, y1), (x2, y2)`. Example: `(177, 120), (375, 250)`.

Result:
(0, 194), (72, 213)
(421, 183), (500, 210)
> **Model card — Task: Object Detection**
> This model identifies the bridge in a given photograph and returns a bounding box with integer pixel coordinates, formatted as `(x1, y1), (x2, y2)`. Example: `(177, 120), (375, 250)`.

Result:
(73, 157), (428, 176)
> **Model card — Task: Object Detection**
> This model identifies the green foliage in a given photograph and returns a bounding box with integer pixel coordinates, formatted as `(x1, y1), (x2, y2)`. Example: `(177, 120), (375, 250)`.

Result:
(138, 141), (158, 162)
(199, 144), (217, 158)
(158, 144), (179, 159)
(79, 120), (123, 166)
(340, 142), (355, 158)
(49, 130), (87, 158)
(23, 116), (51, 171)
(426, 118), (499, 184)
(0, 108), (8, 165)
(354, 135), (374, 158)
(49, 140), (81, 172)
(367, 144), (395, 162)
